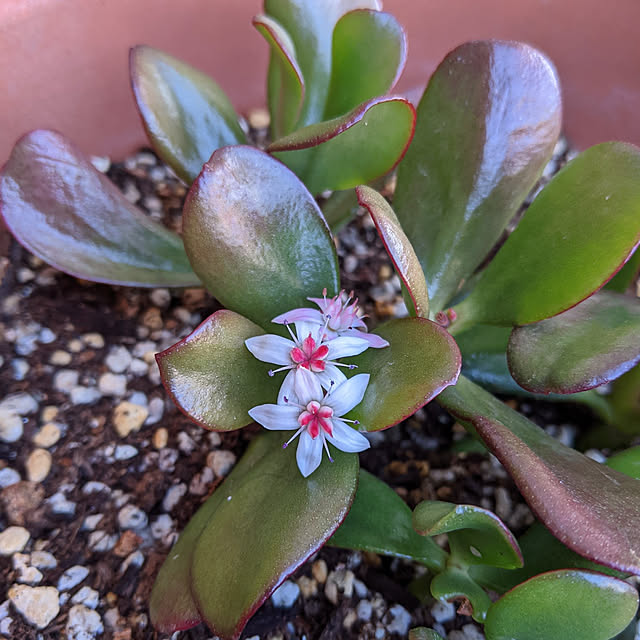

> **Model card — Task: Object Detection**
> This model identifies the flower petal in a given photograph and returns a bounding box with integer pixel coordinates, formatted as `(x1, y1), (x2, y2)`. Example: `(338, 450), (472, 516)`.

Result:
(277, 370), (298, 405)
(326, 419), (371, 453)
(272, 308), (324, 325)
(248, 404), (300, 431)
(326, 336), (371, 359)
(296, 431), (324, 477)
(327, 373), (371, 417)
(317, 364), (347, 390)
(341, 328), (389, 348)
(294, 367), (324, 405)
(245, 334), (293, 366)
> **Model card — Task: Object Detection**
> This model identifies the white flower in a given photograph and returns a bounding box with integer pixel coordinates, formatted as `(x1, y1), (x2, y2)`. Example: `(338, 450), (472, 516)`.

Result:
(248, 368), (371, 477)
(245, 317), (370, 393)
(272, 288), (389, 348)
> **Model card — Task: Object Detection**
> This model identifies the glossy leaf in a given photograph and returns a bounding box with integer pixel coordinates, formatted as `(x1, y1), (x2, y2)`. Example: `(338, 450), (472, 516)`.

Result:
(393, 40), (561, 313)
(263, 0), (382, 128)
(156, 310), (280, 431)
(130, 46), (246, 184)
(413, 501), (522, 569)
(438, 376), (640, 574)
(253, 14), (304, 140)
(324, 9), (406, 119)
(607, 365), (640, 435)
(409, 629), (445, 640)
(484, 570), (639, 640)
(454, 143), (640, 327)
(430, 568), (492, 623)
(269, 97), (415, 195)
(182, 146), (339, 329)
(0, 130), (199, 287)
(329, 469), (447, 570)
(349, 318), (461, 431)
(357, 185), (429, 317)
(190, 432), (358, 640)
(149, 433), (275, 632)
(607, 445), (640, 480)
(606, 246), (640, 293)
(508, 291), (640, 394)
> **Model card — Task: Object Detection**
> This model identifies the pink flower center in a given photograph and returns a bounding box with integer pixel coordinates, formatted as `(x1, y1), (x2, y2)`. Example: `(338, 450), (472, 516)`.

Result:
(298, 401), (334, 439)
(290, 334), (329, 372)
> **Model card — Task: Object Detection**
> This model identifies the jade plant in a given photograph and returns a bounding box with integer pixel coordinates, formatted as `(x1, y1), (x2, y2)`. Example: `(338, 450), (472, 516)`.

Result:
(2, 2), (640, 640)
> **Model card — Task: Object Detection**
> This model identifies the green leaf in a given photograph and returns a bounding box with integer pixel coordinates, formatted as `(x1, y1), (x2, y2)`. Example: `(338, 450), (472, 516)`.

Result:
(329, 469), (447, 570)
(508, 291), (640, 394)
(0, 130), (199, 287)
(253, 14), (304, 140)
(430, 568), (492, 623)
(149, 433), (274, 632)
(607, 445), (640, 480)
(269, 97), (415, 195)
(606, 247), (640, 293)
(607, 365), (640, 435)
(484, 570), (639, 640)
(409, 629), (445, 640)
(190, 432), (359, 640)
(356, 185), (429, 317)
(130, 46), (246, 184)
(182, 146), (339, 329)
(393, 40), (561, 313)
(413, 501), (522, 570)
(438, 376), (640, 575)
(454, 143), (640, 327)
(263, 0), (382, 128)
(324, 9), (406, 119)
(350, 318), (461, 431)
(156, 310), (280, 431)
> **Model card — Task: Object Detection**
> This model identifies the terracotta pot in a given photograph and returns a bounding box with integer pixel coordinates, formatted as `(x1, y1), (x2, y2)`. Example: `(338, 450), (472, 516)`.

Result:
(0, 0), (638, 161)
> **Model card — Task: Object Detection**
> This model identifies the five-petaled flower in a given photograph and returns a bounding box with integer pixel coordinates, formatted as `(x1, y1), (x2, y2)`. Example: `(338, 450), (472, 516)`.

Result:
(248, 368), (371, 477)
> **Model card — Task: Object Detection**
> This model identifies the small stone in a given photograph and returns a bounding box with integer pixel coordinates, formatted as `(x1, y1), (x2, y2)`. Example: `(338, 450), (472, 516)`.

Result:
(57, 565), (89, 591)
(386, 604), (411, 635)
(145, 397), (164, 425)
(189, 466), (214, 495)
(0, 410), (23, 443)
(353, 578), (368, 598)
(119, 550), (144, 573)
(41, 406), (59, 423)
(12, 553), (43, 584)
(38, 328), (56, 344)
(16, 267), (35, 283)
(325, 569), (354, 604)
(177, 431), (196, 455)
(118, 504), (148, 530)
(114, 530), (143, 557)
(67, 339), (84, 353)
(357, 600), (372, 621)
(32, 423), (61, 448)
(12, 359), (30, 381)
(460, 623), (485, 640)
(47, 491), (76, 516)
(99, 373), (127, 396)
(158, 448), (179, 472)
(1, 481), (45, 525)
(0, 527), (30, 555)
(0, 467), (20, 488)
(114, 445), (138, 460)
(271, 580), (300, 608)
(248, 107), (270, 129)
(343, 610), (358, 631)
(50, 350), (72, 366)
(105, 346), (132, 374)
(162, 483), (187, 512)
(81, 514), (104, 532)
(150, 288), (171, 309)
(297, 576), (318, 598)
(82, 481), (110, 495)
(90, 156), (111, 172)
(0, 393), (38, 415)
(431, 599), (455, 623)
(128, 391), (148, 408)
(71, 586), (100, 609)
(208, 431), (222, 447)
(150, 515), (174, 541)
(70, 386), (101, 405)
(82, 333), (105, 349)
(129, 359), (148, 376)
(26, 448), (52, 482)
(8, 585), (59, 629)
(30, 551), (57, 569)
(312, 559), (328, 584)
(66, 604), (103, 639)
(53, 369), (79, 393)
(206, 450), (237, 477)
(88, 531), (117, 552)
(152, 428), (168, 449)
(113, 402), (148, 438)
(141, 307), (163, 331)
(0, 617), (11, 635)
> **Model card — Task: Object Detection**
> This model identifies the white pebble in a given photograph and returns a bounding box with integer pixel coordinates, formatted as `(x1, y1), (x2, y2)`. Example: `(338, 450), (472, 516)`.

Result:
(150, 514), (174, 541)
(66, 604), (103, 639)
(81, 514), (104, 532)
(87, 531), (117, 552)
(50, 350), (72, 366)
(12, 553), (43, 584)
(26, 448), (52, 482)
(98, 373), (127, 396)
(81, 333), (105, 349)
(32, 422), (62, 448)
(128, 358), (149, 376)
(0, 527), (30, 556)
(177, 431), (196, 455)
(150, 288), (171, 308)
(271, 580), (300, 608)
(70, 386), (101, 405)
(120, 550), (145, 573)
(0, 410), (23, 443)
(114, 444), (138, 460)
(82, 481), (110, 495)
(127, 391), (148, 407)
(206, 450), (237, 477)
(0, 467), (21, 488)
(105, 346), (132, 373)
(12, 359), (29, 380)
(145, 397), (164, 425)
(30, 551), (57, 569)
(38, 328), (56, 344)
(386, 604), (411, 635)
(431, 600), (455, 623)
(71, 587), (100, 609)
(162, 483), (187, 512)
(118, 504), (148, 530)
(189, 466), (214, 495)
(53, 369), (79, 393)
(57, 565), (89, 591)
(0, 392), (38, 415)
(47, 492), (76, 516)
(357, 600), (372, 621)
(8, 585), (59, 629)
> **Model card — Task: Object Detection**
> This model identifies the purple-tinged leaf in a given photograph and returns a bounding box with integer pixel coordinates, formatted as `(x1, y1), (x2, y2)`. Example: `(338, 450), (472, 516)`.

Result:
(508, 291), (640, 394)
(438, 376), (640, 575)
(263, 0), (382, 128)
(357, 185), (429, 318)
(253, 14), (304, 140)
(190, 432), (358, 640)
(350, 318), (461, 431)
(0, 130), (199, 287)
(484, 570), (639, 640)
(182, 146), (339, 329)
(130, 46), (246, 184)
(413, 501), (522, 570)
(454, 143), (640, 327)
(156, 310), (280, 432)
(269, 97), (415, 195)
(394, 41), (561, 313)
(324, 9), (406, 119)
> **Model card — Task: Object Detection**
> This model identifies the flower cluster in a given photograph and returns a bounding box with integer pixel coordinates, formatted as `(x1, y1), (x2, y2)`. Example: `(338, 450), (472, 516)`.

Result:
(246, 290), (389, 477)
